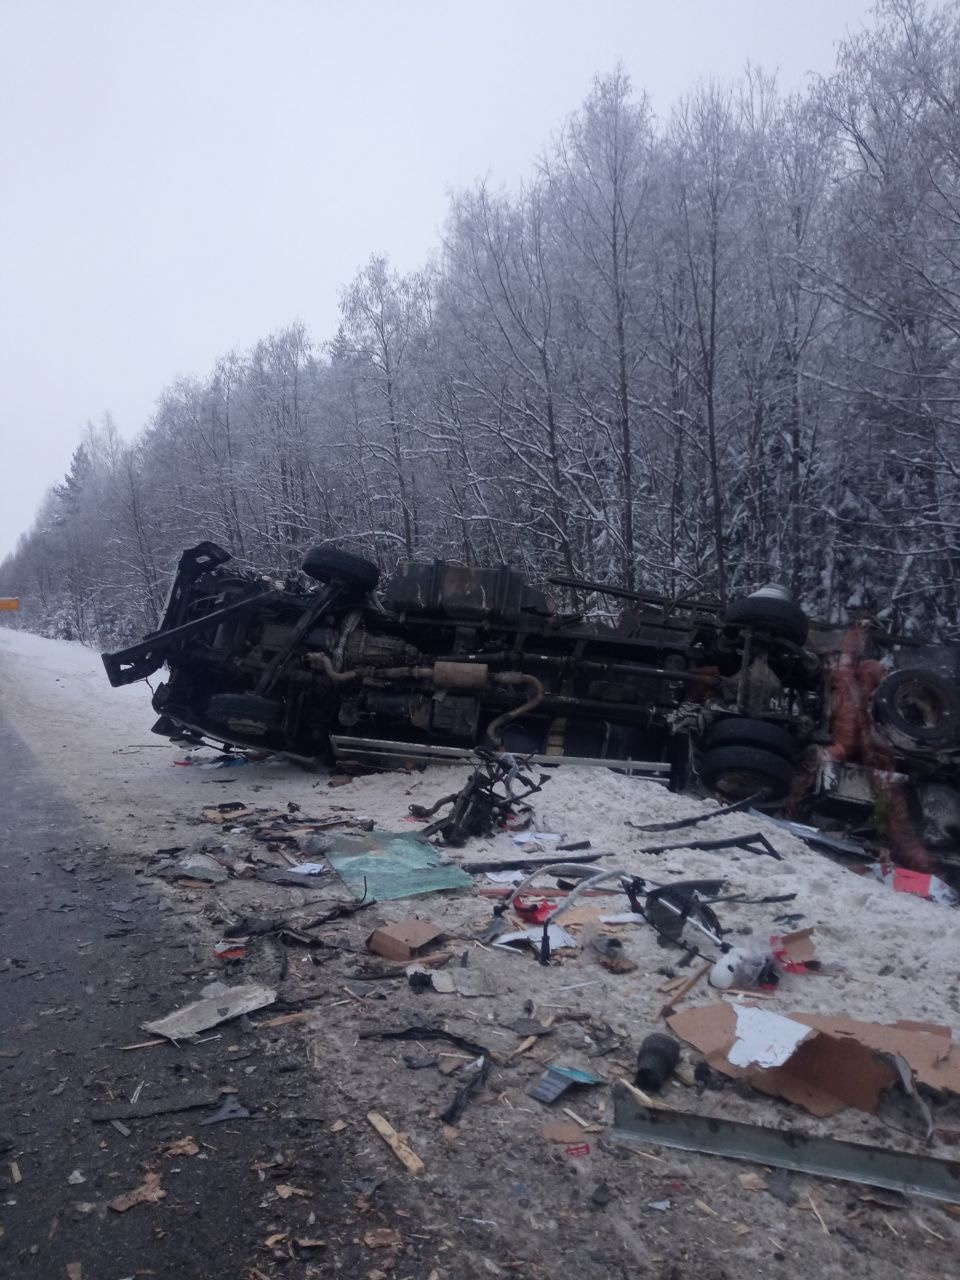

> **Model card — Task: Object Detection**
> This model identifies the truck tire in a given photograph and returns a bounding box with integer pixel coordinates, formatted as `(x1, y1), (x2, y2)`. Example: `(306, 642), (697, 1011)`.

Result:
(301, 546), (380, 592)
(206, 693), (283, 737)
(872, 668), (960, 749)
(724, 595), (809, 646)
(703, 717), (797, 761)
(698, 744), (793, 801)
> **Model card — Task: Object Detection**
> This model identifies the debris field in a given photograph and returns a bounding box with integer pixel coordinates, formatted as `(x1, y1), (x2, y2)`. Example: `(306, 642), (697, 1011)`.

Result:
(2, 626), (960, 1280)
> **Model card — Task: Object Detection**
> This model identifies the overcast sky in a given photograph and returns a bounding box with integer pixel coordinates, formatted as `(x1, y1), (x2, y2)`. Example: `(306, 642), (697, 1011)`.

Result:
(0, 0), (878, 559)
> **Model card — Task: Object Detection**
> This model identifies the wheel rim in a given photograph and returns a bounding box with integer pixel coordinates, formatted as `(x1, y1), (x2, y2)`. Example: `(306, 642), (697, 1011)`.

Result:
(713, 768), (777, 799)
(224, 717), (269, 736)
(892, 680), (950, 733)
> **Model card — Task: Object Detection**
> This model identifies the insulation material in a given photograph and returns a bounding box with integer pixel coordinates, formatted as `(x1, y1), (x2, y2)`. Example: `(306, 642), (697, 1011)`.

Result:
(727, 1005), (814, 1069)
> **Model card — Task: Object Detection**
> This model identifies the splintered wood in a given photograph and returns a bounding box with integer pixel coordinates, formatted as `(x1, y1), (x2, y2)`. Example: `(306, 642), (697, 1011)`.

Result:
(618, 1080), (673, 1111)
(657, 960), (711, 1003)
(366, 1111), (425, 1175)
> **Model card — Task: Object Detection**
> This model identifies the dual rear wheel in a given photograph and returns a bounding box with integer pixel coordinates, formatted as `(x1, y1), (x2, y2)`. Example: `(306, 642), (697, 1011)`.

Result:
(699, 717), (797, 801)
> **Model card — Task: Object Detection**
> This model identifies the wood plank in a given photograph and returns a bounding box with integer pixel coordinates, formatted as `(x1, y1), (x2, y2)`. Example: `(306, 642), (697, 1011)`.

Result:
(366, 1111), (425, 1175)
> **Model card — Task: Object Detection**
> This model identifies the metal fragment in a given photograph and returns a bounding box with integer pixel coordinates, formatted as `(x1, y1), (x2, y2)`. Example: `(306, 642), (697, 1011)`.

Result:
(612, 1091), (960, 1205)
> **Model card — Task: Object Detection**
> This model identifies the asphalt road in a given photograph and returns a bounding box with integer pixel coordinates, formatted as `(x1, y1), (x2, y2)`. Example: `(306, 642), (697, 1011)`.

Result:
(0, 711), (369, 1279)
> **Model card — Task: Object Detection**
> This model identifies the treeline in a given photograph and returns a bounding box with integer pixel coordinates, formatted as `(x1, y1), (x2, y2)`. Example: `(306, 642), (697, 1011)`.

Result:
(3, 0), (960, 647)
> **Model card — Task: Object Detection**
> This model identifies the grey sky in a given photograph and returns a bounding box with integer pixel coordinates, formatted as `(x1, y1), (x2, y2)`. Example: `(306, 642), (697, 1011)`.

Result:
(0, 0), (876, 559)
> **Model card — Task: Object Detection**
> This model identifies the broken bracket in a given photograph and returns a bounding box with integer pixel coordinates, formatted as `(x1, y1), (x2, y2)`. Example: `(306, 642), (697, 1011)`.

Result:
(199, 1095), (252, 1126)
(638, 831), (783, 861)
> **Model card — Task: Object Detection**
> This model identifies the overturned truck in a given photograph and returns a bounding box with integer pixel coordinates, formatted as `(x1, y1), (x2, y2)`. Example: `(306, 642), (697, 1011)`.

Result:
(103, 542), (960, 872)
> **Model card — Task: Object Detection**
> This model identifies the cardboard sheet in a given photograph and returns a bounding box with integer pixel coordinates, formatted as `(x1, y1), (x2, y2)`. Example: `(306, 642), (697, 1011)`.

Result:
(776, 927), (817, 967)
(792, 1013), (960, 1096)
(668, 1003), (902, 1116)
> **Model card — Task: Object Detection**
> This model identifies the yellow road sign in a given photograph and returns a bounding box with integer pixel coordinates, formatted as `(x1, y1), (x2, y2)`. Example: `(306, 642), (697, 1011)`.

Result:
(0, 598), (20, 611)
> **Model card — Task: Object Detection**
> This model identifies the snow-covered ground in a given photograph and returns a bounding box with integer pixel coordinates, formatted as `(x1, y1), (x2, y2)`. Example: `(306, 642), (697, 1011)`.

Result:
(7, 623), (960, 1275)
(2, 623), (956, 1038)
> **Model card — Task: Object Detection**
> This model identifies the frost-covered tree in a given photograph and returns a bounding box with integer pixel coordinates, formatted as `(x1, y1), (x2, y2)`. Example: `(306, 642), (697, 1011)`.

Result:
(4, 0), (960, 645)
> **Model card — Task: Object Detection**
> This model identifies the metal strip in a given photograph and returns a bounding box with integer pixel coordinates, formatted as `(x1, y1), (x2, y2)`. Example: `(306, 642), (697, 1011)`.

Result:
(611, 1091), (960, 1204)
(330, 736), (670, 776)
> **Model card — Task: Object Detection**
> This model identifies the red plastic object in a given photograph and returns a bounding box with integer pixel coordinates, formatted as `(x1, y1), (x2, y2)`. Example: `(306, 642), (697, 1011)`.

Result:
(513, 897), (556, 924)
(213, 940), (247, 961)
(564, 1143), (590, 1158)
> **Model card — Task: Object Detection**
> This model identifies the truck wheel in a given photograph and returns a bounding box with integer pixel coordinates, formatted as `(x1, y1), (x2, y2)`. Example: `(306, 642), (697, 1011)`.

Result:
(698, 745), (793, 801)
(724, 595), (808, 645)
(872, 668), (960, 749)
(206, 693), (283, 737)
(301, 547), (380, 592)
(916, 783), (960, 851)
(703, 717), (797, 760)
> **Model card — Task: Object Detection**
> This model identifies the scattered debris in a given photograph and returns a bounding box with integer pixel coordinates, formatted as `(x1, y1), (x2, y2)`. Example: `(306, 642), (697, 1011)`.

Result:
(591, 935), (638, 974)
(199, 1095), (252, 1125)
(493, 924), (579, 954)
(410, 750), (546, 845)
(364, 1227), (402, 1248)
(408, 967), (454, 993)
(708, 947), (780, 992)
(630, 794), (762, 832)
(213, 939), (247, 961)
(612, 1089), (960, 1204)
(325, 829), (473, 901)
(636, 831), (783, 861)
(659, 960), (712, 1006)
(142, 983), (277, 1042)
(738, 1171), (768, 1192)
(108, 1172), (166, 1213)
(513, 896), (558, 924)
(772, 927), (819, 973)
(590, 1180), (613, 1208)
(366, 919), (445, 962)
(90, 1090), (223, 1122)
(366, 1112), (425, 1175)
(255, 1010), (316, 1030)
(257, 867), (327, 887)
(670, 1003), (960, 1115)
(504, 1016), (555, 1038)
(529, 1065), (604, 1105)
(446, 966), (497, 998)
(161, 1137), (199, 1158)
(869, 863), (959, 905)
(200, 802), (254, 824)
(564, 1142), (591, 1157)
(361, 1025), (492, 1123)
(403, 1054), (439, 1070)
(468, 851), (601, 874)
(635, 1034), (681, 1091)
(174, 851), (229, 883)
(541, 1122), (588, 1144)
